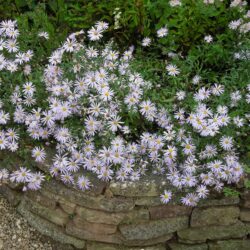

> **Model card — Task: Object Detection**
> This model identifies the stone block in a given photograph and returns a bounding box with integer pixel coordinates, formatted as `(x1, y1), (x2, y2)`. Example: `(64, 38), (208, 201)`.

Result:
(149, 205), (192, 219)
(178, 221), (247, 243)
(240, 209), (250, 222)
(72, 216), (117, 234)
(86, 242), (165, 250)
(76, 206), (149, 225)
(76, 205), (120, 224)
(245, 222), (250, 234)
(66, 221), (122, 244)
(119, 216), (188, 240)
(241, 199), (250, 208)
(25, 190), (56, 210)
(241, 190), (250, 201)
(208, 240), (250, 250)
(17, 201), (85, 249)
(0, 184), (21, 206)
(168, 243), (208, 250)
(22, 198), (69, 227)
(41, 181), (135, 212)
(191, 206), (239, 227)
(121, 208), (150, 224)
(109, 175), (170, 197)
(59, 199), (76, 214)
(197, 197), (240, 207)
(123, 233), (173, 247)
(135, 196), (162, 206)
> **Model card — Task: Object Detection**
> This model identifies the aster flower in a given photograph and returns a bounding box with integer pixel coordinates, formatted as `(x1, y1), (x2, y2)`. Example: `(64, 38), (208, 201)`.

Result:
(6, 128), (19, 141)
(98, 167), (113, 181)
(88, 27), (103, 41)
(116, 169), (128, 181)
(140, 101), (156, 121)
(204, 35), (213, 43)
(229, 19), (242, 30)
(6, 39), (19, 52)
(176, 90), (186, 100)
(61, 173), (74, 185)
(196, 185), (209, 199)
(23, 82), (35, 96)
(10, 167), (32, 183)
(157, 27), (168, 38)
(233, 116), (244, 127)
(101, 87), (114, 101)
(160, 190), (172, 204)
(86, 47), (99, 58)
(95, 21), (109, 31)
(0, 135), (8, 149)
(0, 111), (10, 124)
(107, 116), (123, 132)
(77, 176), (91, 190)
(166, 64), (180, 76)
(32, 146), (46, 162)
(38, 31), (49, 39)
(220, 136), (233, 151)
(27, 172), (45, 190)
(181, 193), (199, 206)
(170, 0), (182, 6)
(142, 37), (151, 47)
(211, 84), (224, 96)
(63, 38), (77, 52)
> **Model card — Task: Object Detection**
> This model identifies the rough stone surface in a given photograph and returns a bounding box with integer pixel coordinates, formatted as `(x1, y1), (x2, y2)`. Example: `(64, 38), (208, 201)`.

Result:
(86, 242), (166, 250)
(41, 182), (135, 212)
(22, 198), (69, 227)
(168, 243), (208, 250)
(245, 222), (250, 234)
(178, 221), (247, 243)
(66, 221), (122, 244)
(17, 199), (86, 249)
(197, 196), (240, 207)
(72, 216), (117, 234)
(241, 190), (250, 209)
(0, 185), (21, 206)
(123, 233), (173, 247)
(76, 206), (149, 225)
(134, 196), (162, 206)
(241, 199), (250, 208)
(191, 206), (239, 227)
(240, 209), (250, 222)
(119, 216), (188, 240)
(208, 240), (250, 250)
(109, 175), (169, 197)
(59, 199), (77, 215)
(149, 205), (192, 219)
(25, 191), (56, 210)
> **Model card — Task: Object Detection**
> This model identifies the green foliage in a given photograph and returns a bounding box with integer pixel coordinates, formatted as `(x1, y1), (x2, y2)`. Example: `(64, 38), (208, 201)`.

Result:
(223, 187), (240, 197)
(0, 0), (247, 54)
(0, 0), (249, 162)
(244, 179), (250, 189)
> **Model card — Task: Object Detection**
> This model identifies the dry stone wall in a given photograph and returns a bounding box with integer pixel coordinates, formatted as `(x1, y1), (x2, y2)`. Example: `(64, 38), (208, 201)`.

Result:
(1, 176), (250, 250)
(0, 152), (250, 250)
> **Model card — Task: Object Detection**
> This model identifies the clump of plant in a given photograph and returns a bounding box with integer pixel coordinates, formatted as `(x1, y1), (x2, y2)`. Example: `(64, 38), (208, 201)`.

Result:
(0, 1), (249, 206)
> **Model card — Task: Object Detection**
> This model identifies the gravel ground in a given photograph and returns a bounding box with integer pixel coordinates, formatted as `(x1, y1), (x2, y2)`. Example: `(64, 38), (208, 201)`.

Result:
(0, 194), (69, 250)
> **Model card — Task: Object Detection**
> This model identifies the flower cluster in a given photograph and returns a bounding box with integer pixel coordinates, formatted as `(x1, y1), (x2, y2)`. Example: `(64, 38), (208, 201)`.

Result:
(0, 2), (249, 206)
